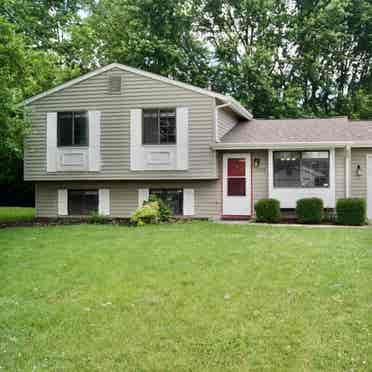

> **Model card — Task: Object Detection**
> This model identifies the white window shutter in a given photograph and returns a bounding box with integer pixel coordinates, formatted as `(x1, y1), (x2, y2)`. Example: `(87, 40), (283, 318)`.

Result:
(176, 107), (189, 170)
(130, 109), (142, 170)
(183, 188), (195, 216)
(58, 189), (68, 216)
(88, 111), (101, 171)
(46, 112), (57, 172)
(138, 189), (149, 207)
(99, 189), (110, 216)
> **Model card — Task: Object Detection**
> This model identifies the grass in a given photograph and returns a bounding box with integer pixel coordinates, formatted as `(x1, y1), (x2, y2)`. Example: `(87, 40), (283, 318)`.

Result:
(1, 221), (372, 371)
(0, 207), (35, 222)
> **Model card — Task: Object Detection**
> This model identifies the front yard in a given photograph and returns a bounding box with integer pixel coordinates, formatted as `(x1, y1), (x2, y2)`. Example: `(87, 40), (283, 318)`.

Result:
(1, 222), (372, 371)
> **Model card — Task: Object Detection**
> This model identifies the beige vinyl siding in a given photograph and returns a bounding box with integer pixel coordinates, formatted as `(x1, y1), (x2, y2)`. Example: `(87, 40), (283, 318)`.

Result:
(217, 107), (239, 140)
(35, 183), (58, 217)
(35, 180), (221, 218)
(351, 148), (372, 199)
(251, 150), (268, 208)
(335, 148), (346, 200)
(25, 67), (216, 181)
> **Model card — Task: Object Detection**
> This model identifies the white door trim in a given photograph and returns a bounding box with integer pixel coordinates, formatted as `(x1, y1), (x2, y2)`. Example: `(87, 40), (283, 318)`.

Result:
(366, 155), (372, 219)
(222, 153), (251, 216)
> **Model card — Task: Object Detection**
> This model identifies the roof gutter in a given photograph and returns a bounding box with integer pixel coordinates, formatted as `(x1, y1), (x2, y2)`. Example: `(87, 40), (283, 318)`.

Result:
(211, 141), (372, 150)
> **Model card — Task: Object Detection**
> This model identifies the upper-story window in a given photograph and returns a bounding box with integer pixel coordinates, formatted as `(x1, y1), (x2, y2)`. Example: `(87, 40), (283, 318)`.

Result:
(142, 109), (176, 145)
(57, 111), (88, 147)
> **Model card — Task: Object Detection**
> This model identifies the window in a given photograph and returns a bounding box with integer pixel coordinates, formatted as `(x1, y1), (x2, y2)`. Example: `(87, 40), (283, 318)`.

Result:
(58, 111), (88, 147)
(143, 109), (176, 145)
(149, 189), (183, 215)
(273, 151), (329, 188)
(68, 190), (98, 215)
(227, 158), (246, 196)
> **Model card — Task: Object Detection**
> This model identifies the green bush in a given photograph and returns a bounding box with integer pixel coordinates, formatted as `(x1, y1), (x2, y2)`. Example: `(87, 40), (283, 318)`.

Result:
(147, 195), (172, 222)
(88, 212), (106, 224)
(336, 198), (366, 226)
(130, 201), (160, 226)
(296, 198), (324, 224)
(254, 198), (281, 223)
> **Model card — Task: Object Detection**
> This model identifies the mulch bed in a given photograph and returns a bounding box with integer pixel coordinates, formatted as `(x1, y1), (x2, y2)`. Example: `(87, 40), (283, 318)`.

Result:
(0, 217), (205, 228)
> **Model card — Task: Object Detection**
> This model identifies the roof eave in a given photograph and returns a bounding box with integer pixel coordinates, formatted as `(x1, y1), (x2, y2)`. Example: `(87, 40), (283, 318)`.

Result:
(211, 141), (368, 150)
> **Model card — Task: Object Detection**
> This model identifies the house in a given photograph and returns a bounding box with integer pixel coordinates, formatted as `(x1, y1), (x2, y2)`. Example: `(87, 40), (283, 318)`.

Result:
(23, 63), (372, 220)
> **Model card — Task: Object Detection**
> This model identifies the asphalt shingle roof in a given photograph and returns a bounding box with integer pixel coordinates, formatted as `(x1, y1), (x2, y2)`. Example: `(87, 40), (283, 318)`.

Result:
(220, 117), (372, 144)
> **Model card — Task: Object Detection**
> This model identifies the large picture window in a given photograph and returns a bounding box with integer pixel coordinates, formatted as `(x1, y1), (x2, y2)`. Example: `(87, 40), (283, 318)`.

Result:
(143, 109), (176, 145)
(273, 151), (329, 188)
(149, 189), (183, 215)
(68, 190), (98, 215)
(58, 111), (88, 147)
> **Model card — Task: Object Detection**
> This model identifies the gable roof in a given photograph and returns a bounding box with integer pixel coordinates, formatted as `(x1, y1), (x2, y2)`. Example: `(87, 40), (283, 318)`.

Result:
(213, 117), (372, 148)
(22, 63), (252, 120)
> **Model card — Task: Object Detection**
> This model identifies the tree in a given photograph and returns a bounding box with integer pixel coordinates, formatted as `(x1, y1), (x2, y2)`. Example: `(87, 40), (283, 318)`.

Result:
(69, 0), (211, 86)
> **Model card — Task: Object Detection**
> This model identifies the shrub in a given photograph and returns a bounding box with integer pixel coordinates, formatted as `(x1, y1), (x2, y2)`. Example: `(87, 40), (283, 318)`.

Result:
(147, 195), (172, 222)
(88, 212), (106, 224)
(336, 198), (366, 226)
(296, 198), (324, 224)
(130, 201), (160, 226)
(254, 198), (281, 223)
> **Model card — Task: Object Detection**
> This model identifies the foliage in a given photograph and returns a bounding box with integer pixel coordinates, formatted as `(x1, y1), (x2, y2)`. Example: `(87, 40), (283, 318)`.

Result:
(336, 198), (366, 226)
(88, 211), (107, 224)
(130, 201), (160, 226)
(1, 222), (372, 371)
(296, 198), (324, 224)
(254, 198), (281, 223)
(147, 194), (172, 222)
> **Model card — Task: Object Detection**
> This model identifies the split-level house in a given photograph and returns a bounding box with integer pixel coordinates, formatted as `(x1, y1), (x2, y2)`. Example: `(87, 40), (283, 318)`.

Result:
(23, 63), (372, 219)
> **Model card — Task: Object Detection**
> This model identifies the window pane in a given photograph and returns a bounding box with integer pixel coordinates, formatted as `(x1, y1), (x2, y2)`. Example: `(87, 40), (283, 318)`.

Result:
(159, 109), (176, 144)
(143, 110), (159, 144)
(150, 189), (183, 215)
(228, 178), (246, 196)
(58, 112), (73, 146)
(228, 159), (245, 177)
(273, 151), (301, 187)
(301, 157), (329, 187)
(74, 112), (88, 145)
(68, 190), (98, 215)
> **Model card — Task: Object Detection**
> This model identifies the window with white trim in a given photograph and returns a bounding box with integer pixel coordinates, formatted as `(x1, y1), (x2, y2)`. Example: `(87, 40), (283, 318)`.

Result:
(143, 109), (176, 145)
(149, 189), (183, 215)
(273, 151), (330, 188)
(68, 190), (98, 215)
(57, 111), (88, 147)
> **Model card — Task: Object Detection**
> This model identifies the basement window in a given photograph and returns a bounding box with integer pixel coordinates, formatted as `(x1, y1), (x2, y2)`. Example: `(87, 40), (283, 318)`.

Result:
(149, 189), (183, 215)
(68, 190), (98, 215)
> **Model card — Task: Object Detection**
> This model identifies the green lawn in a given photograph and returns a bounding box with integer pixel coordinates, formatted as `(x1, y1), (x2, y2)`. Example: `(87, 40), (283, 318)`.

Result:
(0, 207), (35, 222)
(1, 222), (372, 371)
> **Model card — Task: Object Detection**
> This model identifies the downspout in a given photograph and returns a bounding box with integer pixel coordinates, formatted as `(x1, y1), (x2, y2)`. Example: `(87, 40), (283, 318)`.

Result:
(215, 102), (231, 142)
(345, 145), (351, 198)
